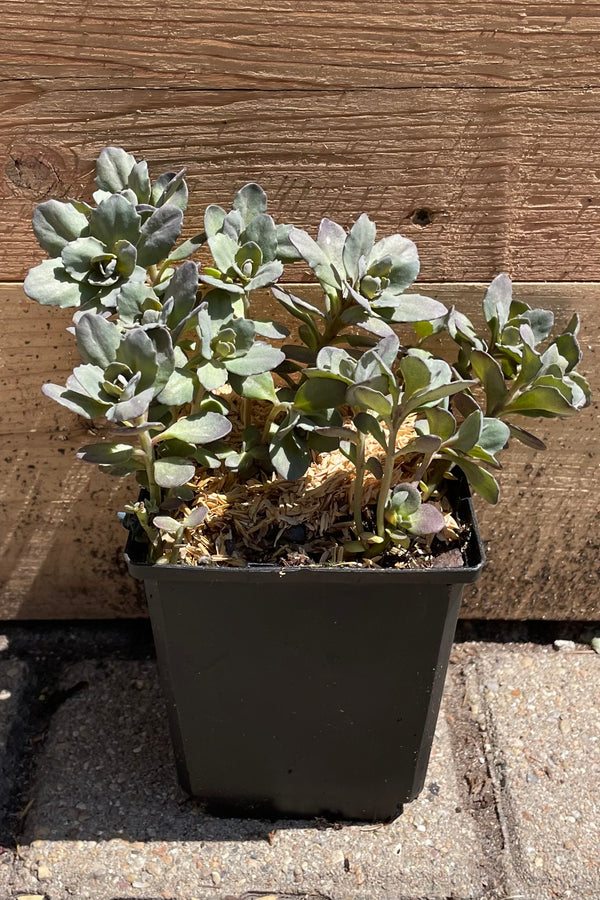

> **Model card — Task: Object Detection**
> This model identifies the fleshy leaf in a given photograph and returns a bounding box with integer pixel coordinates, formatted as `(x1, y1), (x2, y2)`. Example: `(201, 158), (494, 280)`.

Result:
(32, 200), (89, 255)
(95, 147), (137, 192)
(77, 442), (136, 464)
(136, 205), (184, 267)
(24, 258), (92, 308)
(75, 314), (120, 367)
(156, 411), (232, 445)
(154, 456), (196, 489)
(225, 343), (285, 377)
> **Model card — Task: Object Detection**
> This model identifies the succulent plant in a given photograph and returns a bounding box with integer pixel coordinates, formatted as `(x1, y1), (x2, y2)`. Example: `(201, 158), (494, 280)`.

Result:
(25, 147), (591, 565)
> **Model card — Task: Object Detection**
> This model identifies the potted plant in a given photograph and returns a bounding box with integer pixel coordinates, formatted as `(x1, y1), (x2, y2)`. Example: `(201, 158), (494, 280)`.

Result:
(24, 147), (590, 822)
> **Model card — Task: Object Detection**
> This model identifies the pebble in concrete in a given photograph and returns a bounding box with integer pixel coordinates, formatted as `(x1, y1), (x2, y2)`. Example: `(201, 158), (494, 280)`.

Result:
(471, 644), (600, 900)
(10, 659), (492, 900)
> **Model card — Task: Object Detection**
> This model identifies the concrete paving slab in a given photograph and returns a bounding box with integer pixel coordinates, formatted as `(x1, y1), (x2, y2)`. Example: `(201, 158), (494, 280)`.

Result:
(0, 652), (28, 823)
(468, 643), (600, 900)
(10, 659), (494, 900)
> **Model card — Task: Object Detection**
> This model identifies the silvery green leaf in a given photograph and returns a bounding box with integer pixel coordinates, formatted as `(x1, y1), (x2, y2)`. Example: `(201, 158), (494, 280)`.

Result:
(388, 482), (421, 517)
(77, 442), (136, 464)
(317, 218), (346, 273)
(152, 514), (181, 534)
(339, 306), (395, 337)
(66, 363), (107, 399)
(154, 457), (196, 489)
(294, 377), (348, 412)
(471, 349), (509, 415)
(253, 319), (290, 339)
(42, 383), (108, 418)
(446, 410), (483, 453)
(199, 272), (245, 294)
(163, 259), (199, 327)
(518, 308), (554, 345)
(270, 432), (311, 480)
(343, 213), (376, 283)
(395, 434), (442, 457)
(275, 223), (303, 262)
(346, 384), (392, 417)
(184, 506), (209, 528)
(108, 386), (154, 422)
(247, 260), (284, 291)
(197, 360), (228, 391)
(157, 368), (196, 405)
(506, 383), (578, 417)
(204, 204), (227, 238)
(423, 407), (456, 441)
(232, 183), (268, 224)
(24, 258), (91, 308)
(506, 423), (547, 451)
(113, 239), (137, 278)
(144, 325), (176, 394)
(90, 194), (142, 248)
(245, 214), (278, 262)
(166, 233), (205, 263)
(477, 418), (510, 455)
(407, 503), (446, 536)
(75, 313), (120, 367)
(402, 379), (476, 416)
(451, 456), (500, 504)
(377, 292), (447, 323)
(156, 411), (232, 444)
(482, 273), (513, 338)
(400, 355), (432, 397)
(228, 371), (278, 404)
(369, 233), (420, 292)
(225, 342), (285, 376)
(208, 232), (239, 273)
(151, 169), (188, 210)
(353, 411), (387, 448)
(32, 200), (89, 255)
(447, 307), (485, 349)
(272, 285), (325, 322)
(554, 332), (582, 372)
(128, 160), (151, 204)
(95, 147), (137, 192)
(136, 204), (184, 267)
(117, 281), (160, 324)
(345, 280), (373, 312)
(118, 328), (158, 390)
(235, 240), (262, 275)
(289, 228), (340, 293)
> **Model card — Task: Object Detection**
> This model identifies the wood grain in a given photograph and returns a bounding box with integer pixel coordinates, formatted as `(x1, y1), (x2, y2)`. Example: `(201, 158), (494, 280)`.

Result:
(0, 282), (597, 620)
(3, 87), (600, 283)
(4, 1), (600, 90)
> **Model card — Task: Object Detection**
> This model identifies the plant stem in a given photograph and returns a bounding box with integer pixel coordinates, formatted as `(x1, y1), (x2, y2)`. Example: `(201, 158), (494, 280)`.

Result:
(261, 403), (286, 442)
(241, 398), (252, 428)
(352, 429), (366, 536)
(138, 428), (161, 509)
(376, 420), (398, 538)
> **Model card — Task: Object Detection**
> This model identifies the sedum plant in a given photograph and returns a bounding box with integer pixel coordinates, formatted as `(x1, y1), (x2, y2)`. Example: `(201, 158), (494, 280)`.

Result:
(25, 147), (591, 565)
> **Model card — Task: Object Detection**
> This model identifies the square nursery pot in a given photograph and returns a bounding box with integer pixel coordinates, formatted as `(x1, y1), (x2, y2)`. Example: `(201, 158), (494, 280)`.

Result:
(126, 478), (485, 822)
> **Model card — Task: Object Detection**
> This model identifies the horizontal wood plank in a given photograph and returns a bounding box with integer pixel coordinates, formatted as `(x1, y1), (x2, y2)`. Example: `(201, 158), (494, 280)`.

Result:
(0, 282), (598, 620)
(3, 87), (600, 283)
(4, 1), (600, 90)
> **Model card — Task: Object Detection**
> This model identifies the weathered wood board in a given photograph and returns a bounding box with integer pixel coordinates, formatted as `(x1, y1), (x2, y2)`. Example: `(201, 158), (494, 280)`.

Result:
(3, 88), (600, 282)
(0, 282), (597, 620)
(4, 1), (600, 91)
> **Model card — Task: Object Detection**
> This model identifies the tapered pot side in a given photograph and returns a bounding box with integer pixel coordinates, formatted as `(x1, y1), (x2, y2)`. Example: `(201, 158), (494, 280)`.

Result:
(126, 486), (485, 822)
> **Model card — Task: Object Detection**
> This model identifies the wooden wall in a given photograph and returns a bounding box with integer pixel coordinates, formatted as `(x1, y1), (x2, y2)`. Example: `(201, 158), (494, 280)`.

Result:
(1, 1), (598, 618)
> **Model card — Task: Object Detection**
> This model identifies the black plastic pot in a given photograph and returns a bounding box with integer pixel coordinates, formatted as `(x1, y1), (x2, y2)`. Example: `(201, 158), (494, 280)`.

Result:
(126, 481), (484, 822)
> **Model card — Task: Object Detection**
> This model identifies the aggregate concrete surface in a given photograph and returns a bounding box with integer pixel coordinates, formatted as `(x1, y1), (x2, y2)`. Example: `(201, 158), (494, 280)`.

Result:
(0, 627), (598, 900)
